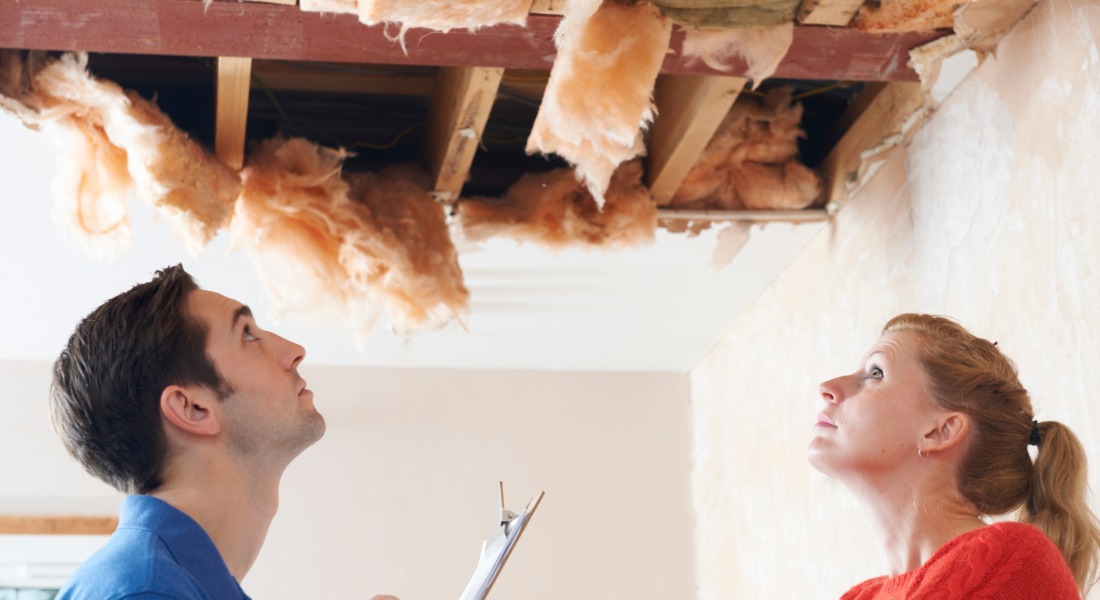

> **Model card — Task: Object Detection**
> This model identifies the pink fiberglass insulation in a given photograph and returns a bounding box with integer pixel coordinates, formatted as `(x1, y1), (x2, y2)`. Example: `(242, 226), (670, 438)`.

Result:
(232, 137), (469, 338)
(457, 159), (656, 251)
(0, 51), (240, 261)
(670, 87), (821, 213)
(358, 0), (534, 53)
(681, 23), (794, 89)
(527, 2), (672, 209)
(849, 0), (960, 32)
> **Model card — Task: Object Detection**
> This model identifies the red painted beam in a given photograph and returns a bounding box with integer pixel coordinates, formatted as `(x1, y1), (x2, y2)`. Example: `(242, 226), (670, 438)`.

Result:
(0, 0), (944, 81)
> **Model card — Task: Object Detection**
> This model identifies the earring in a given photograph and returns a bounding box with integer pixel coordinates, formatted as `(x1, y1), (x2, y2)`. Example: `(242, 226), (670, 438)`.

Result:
(917, 446), (929, 460)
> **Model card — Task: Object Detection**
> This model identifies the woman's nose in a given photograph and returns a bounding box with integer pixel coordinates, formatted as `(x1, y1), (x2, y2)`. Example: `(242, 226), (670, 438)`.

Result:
(818, 377), (844, 404)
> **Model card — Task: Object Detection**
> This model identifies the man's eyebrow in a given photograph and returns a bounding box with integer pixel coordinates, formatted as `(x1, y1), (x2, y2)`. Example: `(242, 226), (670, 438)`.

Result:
(230, 305), (253, 335)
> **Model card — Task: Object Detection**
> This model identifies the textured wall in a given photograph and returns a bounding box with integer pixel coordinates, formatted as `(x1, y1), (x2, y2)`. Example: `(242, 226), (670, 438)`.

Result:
(689, 0), (1100, 597)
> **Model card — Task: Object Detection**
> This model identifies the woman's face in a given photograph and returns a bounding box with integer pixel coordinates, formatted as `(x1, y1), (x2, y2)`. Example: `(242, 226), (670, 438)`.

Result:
(807, 331), (942, 480)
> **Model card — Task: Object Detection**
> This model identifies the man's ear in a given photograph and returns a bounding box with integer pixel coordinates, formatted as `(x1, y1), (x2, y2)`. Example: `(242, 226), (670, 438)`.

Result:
(922, 412), (969, 454)
(161, 385), (221, 437)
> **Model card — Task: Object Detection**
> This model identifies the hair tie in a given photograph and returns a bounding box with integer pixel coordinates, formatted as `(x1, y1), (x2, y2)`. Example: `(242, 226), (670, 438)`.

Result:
(1029, 420), (1040, 446)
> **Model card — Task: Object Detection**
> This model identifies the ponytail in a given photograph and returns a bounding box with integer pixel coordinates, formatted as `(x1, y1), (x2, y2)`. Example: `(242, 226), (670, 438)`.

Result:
(1021, 421), (1100, 594)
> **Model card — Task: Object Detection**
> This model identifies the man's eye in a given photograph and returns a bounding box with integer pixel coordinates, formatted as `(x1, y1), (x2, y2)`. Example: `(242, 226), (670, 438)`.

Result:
(244, 326), (258, 342)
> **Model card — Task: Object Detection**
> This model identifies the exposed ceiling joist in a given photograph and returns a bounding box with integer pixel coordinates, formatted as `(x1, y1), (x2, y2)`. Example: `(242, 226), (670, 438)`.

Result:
(2, 0), (945, 81)
(215, 56), (252, 170)
(818, 81), (925, 206)
(424, 66), (505, 200)
(796, 0), (865, 26)
(648, 74), (747, 207)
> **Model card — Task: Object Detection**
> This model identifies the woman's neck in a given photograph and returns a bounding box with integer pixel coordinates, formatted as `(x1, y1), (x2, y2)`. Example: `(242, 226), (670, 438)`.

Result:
(850, 472), (986, 575)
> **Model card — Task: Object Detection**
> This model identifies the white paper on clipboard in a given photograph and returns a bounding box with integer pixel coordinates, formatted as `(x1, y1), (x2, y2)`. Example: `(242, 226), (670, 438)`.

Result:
(457, 484), (544, 600)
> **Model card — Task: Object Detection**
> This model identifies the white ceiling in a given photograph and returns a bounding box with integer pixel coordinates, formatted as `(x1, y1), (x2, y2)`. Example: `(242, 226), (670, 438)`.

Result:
(0, 112), (823, 373)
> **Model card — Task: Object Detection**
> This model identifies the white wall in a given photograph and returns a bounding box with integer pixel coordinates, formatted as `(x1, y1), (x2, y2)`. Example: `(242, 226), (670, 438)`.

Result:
(0, 361), (695, 600)
(688, 0), (1100, 597)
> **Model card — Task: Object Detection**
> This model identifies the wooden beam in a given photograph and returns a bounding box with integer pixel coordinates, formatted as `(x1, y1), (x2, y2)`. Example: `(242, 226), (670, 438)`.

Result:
(424, 67), (505, 200)
(818, 81), (925, 205)
(530, 0), (566, 14)
(0, 515), (118, 535)
(0, 0), (946, 81)
(647, 74), (746, 207)
(215, 56), (252, 171)
(796, 0), (865, 26)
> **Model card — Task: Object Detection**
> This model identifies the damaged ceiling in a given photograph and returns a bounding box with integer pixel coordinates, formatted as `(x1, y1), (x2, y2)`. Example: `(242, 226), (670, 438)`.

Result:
(0, 0), (1001, 371)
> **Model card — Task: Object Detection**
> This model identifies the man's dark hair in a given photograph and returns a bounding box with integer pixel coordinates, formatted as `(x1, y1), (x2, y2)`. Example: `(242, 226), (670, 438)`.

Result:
(50, 265), (231, 494)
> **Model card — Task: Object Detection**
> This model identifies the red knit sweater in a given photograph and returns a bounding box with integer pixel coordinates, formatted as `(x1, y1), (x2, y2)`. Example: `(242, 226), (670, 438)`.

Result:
(841, 522), (1079, 600)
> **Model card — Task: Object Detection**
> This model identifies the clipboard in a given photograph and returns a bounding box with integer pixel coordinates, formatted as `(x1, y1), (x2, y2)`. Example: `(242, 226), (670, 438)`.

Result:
(458, 482), (545, 600)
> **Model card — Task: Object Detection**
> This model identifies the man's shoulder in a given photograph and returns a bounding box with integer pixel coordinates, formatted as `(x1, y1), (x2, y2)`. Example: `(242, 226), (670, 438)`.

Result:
(57, 526), (213, 600)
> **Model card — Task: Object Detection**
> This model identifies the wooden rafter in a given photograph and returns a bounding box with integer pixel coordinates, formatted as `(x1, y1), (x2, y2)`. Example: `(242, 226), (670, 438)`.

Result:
(796, 0), (865, 26)
(424, 67), (505, 200)
(1, 0), (945, 82)
(647, 74), (747, 207)
(215, 56), (252, 171)
(818, 81), (925, 206)
(0, 515), (118, 535)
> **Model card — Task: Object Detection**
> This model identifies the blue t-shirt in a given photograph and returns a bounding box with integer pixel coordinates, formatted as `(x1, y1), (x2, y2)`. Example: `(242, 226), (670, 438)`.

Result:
(58, 495), (252, 600)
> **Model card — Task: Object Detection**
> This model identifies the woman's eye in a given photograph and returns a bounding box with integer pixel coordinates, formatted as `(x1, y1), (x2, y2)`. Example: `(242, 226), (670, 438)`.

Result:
(870, 366), (883, 378)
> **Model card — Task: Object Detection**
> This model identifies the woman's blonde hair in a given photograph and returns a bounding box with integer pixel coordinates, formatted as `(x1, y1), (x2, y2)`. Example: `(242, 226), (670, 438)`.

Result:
(884, 314), (1100, 593)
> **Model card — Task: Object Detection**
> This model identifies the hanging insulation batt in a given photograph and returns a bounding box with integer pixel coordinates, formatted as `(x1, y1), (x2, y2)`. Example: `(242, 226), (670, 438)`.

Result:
(527, 2), (672, 208)
(0, 51), (240, 261)
(232, 137), (469, 338)
(681, 23), (794, 88)
(670, 87), (821, 213)
(457, 159), (656, 251)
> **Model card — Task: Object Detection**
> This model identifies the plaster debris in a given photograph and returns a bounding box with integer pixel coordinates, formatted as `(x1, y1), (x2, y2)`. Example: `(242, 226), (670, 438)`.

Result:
(669, 87), (822, 216)
(850, 0), (964, 32)
(908, 29), (980, 101)
(527, 2), (672, 208)
(681, 22), (794, 89)
(457, 159), (657, 251)
(0, 51), (240, 261)
(358, 0), (534, 54)
(232, 137), (469, 338)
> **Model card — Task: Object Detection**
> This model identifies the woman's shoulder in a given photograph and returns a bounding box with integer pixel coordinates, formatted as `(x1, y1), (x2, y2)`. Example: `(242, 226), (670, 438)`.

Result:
(839, 523), (1078, 600)
(920, 521), (1078, 598)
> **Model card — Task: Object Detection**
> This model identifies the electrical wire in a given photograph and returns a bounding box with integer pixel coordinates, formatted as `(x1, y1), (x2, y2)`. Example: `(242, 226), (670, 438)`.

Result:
(350, 123), (423, 150)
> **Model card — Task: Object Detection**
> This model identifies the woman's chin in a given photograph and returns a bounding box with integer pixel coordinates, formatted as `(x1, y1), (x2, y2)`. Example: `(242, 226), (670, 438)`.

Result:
(806, 436), (836, 475)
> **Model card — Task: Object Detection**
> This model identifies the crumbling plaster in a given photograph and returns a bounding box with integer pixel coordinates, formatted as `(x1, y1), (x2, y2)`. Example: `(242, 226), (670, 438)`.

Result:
(689, 0), (1100, 596)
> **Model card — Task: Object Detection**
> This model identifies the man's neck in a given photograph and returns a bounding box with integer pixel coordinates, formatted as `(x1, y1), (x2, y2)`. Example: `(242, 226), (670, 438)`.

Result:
(151, 456), (282, 582)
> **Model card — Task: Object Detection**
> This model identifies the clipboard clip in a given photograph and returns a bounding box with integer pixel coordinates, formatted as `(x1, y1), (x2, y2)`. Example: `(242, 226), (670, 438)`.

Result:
(486, 482), (518, 551)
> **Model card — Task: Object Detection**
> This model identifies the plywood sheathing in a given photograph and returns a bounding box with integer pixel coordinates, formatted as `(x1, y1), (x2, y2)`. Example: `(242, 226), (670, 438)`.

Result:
(0, 0), (942, 81)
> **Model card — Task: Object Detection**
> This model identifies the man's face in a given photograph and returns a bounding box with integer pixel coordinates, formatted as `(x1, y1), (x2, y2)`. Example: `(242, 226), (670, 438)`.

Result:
(187, 290), (325, 467)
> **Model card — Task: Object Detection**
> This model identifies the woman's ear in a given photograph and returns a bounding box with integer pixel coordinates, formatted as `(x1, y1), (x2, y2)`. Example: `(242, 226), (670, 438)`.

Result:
(160, 385), (221, 437)
(922, 412), (969, 453)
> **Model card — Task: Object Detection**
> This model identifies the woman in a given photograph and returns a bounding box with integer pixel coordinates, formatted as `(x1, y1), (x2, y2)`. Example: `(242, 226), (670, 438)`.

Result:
(808, 314), (1100, 599)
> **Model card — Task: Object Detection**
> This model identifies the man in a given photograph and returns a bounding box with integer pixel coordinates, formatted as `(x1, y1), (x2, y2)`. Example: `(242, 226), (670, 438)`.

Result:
(50, 265), (326, 599)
